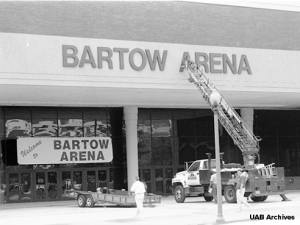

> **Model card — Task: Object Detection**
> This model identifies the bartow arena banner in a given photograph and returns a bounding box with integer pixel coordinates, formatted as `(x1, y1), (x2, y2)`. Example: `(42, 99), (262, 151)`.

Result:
(17, 137), (113, 164)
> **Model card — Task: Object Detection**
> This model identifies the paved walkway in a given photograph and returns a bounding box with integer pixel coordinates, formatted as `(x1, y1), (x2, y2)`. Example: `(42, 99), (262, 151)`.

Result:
(0, 191), (299, 225)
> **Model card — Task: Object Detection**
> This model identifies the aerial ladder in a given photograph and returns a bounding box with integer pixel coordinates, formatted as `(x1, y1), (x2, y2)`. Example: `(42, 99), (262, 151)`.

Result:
(184, 58), (260, 170)
(183, 58), (290, 201)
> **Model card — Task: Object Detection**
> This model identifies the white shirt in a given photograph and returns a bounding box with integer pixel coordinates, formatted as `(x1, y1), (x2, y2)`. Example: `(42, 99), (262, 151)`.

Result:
(131, 181), (146, 194)
(210, 173), (217, 184)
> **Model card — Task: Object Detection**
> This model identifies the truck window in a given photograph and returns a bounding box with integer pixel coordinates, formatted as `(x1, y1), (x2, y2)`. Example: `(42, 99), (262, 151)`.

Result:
(203, 160), (217, 170)
(210, 160), (216, 169)
(188, 161), (200, 172)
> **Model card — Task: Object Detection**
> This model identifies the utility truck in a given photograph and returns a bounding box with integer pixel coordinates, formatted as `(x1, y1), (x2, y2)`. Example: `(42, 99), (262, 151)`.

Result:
(172, 58), (289, 203)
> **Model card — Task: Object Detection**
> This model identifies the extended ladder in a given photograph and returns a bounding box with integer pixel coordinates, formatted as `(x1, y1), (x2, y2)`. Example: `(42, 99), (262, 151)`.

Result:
(184, 58), (261, 168)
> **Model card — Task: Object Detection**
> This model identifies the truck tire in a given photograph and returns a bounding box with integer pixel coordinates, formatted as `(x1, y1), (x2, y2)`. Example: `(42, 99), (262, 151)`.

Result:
(204, 195), (213, 202)
(77, 195), (86, 207)
(224, 185), (237, 203)
(261, 196), (268, 201)
(174, 186), (186, 203)
(250, 195), (265, 202)
(86, 195), (95, 208)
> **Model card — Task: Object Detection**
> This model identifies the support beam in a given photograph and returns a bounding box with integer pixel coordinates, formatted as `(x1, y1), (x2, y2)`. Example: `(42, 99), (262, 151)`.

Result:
(124, 106), (138, 191)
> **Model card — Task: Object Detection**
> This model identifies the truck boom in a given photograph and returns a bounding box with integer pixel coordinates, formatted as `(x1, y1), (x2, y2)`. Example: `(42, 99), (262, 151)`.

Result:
(171, 58), (289, 204)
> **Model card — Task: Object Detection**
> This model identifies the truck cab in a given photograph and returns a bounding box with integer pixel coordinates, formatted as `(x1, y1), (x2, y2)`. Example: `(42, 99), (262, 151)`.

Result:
(184, 159), (217, 186)
(172, 159), (219, 203)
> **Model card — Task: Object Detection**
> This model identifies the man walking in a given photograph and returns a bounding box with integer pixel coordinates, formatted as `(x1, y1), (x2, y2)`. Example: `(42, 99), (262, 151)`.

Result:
(131, 176), (146, 219)
(236, 168), (251, 211)
(209, 169), (218, 203)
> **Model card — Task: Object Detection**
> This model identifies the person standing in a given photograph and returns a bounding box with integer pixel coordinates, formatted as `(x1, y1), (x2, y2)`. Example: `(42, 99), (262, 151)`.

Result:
(209, 169), (218, 204)
(130, 176), (146, 219)
(236, 169), (251, 211)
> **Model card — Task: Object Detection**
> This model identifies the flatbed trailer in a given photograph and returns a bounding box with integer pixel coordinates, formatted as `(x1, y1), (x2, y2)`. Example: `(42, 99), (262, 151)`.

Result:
(75, 189), (161, 208)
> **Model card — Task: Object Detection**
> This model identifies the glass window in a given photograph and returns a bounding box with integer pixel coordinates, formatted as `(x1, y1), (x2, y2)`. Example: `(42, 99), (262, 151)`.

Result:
(32, 108), (57, 119)
(195, 109), (214, 137)
(5, 118), (31, 138)
(83, 119), (108, 137)
(188, 161), (200, 171)
(4, 108), (31, 120)
(278, 137), (299, 176)
(138, 119), (151, 138)
(219, 136), (240, 164)
(178, 137), (195, 165)
(5, 108), (31, 138)
(277, 111), (299, 137)
(151, 109), (172, 120)
(151, 137), (173, 166)
(58, 110), (83, 137)
(138, 109), (151, 137)
(258, 136), (278, 166)
(175, 117), (194, 137)
(107, 108), (123, 138)
(138, 109), (150, 120)
(195, 136), (215, 160)
(32, 119), (58, 137)
(254, 110), (277, 137)
(83, 110), (107, 120)
(138, 137), (151, 166)
(152, 119), (173, 137)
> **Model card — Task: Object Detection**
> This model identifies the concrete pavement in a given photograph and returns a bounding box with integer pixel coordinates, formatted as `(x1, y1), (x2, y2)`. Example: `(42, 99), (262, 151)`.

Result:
(0, 191), (299, 225)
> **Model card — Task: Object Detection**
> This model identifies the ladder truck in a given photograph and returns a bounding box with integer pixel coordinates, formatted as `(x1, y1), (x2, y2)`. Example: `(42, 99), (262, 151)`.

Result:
(171, 58), (289, 203)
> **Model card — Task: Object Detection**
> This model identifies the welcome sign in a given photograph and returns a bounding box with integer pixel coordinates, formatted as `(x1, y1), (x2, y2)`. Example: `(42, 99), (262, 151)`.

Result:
(17, 137), (113, 164)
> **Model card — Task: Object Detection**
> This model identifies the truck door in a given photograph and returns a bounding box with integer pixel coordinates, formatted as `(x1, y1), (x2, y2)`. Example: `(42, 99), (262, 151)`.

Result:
(186, 161), (201, 186)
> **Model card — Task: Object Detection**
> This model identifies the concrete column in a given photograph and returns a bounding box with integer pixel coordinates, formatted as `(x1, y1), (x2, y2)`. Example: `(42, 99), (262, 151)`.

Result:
(240, 108), (254, 132)
(124, 106), (138, 191)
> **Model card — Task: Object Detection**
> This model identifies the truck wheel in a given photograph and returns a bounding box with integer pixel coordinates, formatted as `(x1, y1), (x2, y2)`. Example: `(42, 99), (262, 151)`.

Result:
(86, 195), (95, 208)
(224, 185), (237, 203)
(77, 195), (86, 207)
(250, 196), (265, 202)
(174, 186), (186, 203)
(204, 195), (213, 202)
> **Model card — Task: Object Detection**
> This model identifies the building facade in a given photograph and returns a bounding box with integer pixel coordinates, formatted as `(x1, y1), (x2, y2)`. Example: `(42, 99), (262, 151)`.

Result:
(0, 1), (300, 203)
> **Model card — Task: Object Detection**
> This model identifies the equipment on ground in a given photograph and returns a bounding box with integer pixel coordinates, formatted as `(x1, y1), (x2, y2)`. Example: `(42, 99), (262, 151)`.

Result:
(172, 58), (289, 203)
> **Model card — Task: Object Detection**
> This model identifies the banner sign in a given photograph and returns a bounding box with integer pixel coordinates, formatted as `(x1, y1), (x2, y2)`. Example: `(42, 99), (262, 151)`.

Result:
(17, 137), (113, 164)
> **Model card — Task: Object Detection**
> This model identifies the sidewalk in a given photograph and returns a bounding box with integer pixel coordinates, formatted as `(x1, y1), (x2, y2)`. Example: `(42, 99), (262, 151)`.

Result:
(0, 191), (299, 225)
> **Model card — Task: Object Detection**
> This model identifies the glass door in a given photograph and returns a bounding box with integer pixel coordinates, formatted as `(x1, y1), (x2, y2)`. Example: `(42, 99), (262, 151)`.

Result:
(97, 169), (108, 190)
(87, 170), (97, 192)
(35, 172), (46, 200)
(60, 170), (82, 200)
(165, 168), (173, 195)
(7, 172), (33, 203)
(47, 171), (58, 200)
(141, 169), (151, 194)
(73, 171), (82, 192)
(35, 171), (58, 201)
(86, 169), (109, 192)
(155, 169), (164, 195)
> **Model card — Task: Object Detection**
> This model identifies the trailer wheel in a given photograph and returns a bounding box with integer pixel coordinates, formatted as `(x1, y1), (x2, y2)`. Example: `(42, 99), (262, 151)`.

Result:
(174, 186), (186, 203)
(204, 195), (213, 202)
(86, 195), (95, 208)
(77, 195), (86, 207)
(224, 185), (237, 203)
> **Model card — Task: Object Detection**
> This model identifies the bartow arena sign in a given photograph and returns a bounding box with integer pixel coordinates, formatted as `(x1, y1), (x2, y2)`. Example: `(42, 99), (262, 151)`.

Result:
(62, 45), (252, 75)
(17, 137), (113, 164)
